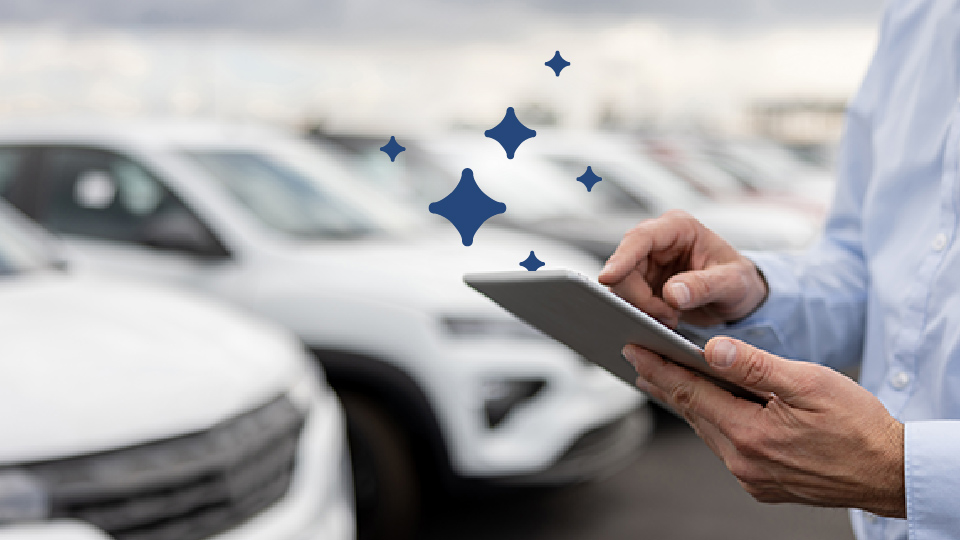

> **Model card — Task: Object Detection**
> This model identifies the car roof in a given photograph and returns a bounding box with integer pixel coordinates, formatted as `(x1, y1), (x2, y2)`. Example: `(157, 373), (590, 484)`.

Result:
(0, 118), (294, 150)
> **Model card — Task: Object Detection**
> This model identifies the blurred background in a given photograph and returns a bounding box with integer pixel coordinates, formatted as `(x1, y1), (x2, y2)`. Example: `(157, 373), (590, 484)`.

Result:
(0, 0), (879, 141)
(0, 2), (885, 540)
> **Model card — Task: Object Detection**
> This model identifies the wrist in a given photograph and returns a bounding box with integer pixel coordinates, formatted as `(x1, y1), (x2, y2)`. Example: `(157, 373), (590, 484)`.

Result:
(862, 420), (906, 518)
(727, 260), (770, 325)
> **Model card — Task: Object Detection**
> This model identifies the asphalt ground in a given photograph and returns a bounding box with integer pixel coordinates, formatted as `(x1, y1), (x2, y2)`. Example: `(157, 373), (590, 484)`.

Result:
(420, 407), (856, 540)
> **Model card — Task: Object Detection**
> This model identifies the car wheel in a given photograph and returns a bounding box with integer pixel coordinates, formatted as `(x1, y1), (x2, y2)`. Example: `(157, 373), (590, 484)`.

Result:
(341, 391), (420, 540)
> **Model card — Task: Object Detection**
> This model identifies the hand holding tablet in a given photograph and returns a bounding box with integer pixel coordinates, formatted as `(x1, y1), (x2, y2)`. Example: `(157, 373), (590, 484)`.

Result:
(464, 269), (764, 403)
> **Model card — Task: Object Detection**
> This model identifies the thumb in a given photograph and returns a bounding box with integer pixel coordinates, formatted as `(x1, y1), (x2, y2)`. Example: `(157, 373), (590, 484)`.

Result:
(704, 337), (810, 402)
(663, 263), (747, 311)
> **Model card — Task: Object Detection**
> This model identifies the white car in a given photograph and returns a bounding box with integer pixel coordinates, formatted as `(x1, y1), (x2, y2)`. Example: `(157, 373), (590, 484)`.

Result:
(323, 132), (818, 259)
(706, 138), (836, 209)
(0, 204), (354, 540)
(0, 121), (651, 540)
(523, 131), (820, 252)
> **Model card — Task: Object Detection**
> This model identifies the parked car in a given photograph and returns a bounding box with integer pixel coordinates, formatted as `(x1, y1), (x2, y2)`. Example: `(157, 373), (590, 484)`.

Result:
(0, 121), (651, 540)
(321, 132), (818, 260)
(704, 138), (836, 209)
(0, 202), (354, 540)
(525, 131), (822, 249)
(640, 135), (830, 220)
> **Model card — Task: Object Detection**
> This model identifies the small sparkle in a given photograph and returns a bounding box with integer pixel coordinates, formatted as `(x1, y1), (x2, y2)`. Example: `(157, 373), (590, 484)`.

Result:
(519, 251), (545, 271)
(576, 166), (602, 192)
(380, 136), (406, 162)
(545, 51), (571, 77)
(484, 107), (537, 160)
(428, 168), (507, 246)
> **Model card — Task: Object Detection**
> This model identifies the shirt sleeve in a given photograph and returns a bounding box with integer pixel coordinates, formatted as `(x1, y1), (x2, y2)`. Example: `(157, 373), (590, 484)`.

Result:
(904, 421), (960, 540)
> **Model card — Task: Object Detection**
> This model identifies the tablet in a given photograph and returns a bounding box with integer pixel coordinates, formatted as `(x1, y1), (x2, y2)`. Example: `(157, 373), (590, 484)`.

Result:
(464, 269), (757, 401)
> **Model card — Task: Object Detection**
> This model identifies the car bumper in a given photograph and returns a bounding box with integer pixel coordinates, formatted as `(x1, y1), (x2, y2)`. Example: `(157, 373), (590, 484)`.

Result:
(496, 405), (655, 485)
(424, 340), (647, 479)
(0, 389), (355, 540)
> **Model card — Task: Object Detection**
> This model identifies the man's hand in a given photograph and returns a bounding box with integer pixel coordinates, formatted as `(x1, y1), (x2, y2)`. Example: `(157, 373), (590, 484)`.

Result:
(599, 210), (767, 328)
(624, 337), (906, 518)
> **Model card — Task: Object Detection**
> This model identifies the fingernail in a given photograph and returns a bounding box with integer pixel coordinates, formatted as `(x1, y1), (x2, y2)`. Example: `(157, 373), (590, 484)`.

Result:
(668, 282), (691, 308)
(622, 345), (637, 369)
(712, 339), (737, 368)
(601, 261), (613, 275)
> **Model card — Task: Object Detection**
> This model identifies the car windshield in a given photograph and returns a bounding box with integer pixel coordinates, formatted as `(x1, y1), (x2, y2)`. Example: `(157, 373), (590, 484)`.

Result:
(186, 150), (386, 239)
(0, 206), (50, 275)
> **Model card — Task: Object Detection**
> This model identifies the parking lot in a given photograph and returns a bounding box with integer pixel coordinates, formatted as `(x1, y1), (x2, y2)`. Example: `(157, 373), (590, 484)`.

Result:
(422, 408), (855, 540)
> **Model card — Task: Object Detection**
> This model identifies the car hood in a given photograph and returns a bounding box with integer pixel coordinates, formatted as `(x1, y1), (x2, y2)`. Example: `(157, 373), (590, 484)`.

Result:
(260, 225), (602, 315)
(0, 272), (302, 464)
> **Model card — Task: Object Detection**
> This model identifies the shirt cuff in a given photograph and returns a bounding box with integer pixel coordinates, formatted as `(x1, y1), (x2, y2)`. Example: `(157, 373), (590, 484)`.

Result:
(904, 421), (960, 540)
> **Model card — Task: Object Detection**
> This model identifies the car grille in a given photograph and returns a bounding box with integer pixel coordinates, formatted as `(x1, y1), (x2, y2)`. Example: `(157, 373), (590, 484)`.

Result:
(27, 395), (305, 540)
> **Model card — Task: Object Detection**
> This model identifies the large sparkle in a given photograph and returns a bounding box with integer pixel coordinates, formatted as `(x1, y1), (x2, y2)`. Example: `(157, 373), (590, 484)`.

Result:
(545, 51), (571, 77)
(576, 166), (603, 192)
(429, 168), (507, 246)
(519, 251), (545, 271)
(379, 136), (406, 162)
(484, 107), (537, 159)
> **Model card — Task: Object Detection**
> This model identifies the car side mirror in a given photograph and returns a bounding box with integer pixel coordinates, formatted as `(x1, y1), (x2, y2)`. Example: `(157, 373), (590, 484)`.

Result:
(140, 210), (228, 259)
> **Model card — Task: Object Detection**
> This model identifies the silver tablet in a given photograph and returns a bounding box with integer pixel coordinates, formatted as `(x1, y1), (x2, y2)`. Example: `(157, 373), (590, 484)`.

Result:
(464, 269), (753, 399)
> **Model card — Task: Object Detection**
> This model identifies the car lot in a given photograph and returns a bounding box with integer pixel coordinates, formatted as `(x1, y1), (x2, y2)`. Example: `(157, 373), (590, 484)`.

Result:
(421, 409), (856, 540)
(0, 119), (847, 540)
(0, 120), (656, 540)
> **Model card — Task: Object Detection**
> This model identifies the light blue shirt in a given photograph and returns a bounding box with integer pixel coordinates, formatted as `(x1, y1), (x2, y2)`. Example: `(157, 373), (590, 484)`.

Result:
(717, 1), (960, 539)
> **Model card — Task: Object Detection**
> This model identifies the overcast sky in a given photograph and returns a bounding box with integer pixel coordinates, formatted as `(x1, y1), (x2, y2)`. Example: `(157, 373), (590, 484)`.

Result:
(0, 0), (887, 37)
(0, 0), (885, 133)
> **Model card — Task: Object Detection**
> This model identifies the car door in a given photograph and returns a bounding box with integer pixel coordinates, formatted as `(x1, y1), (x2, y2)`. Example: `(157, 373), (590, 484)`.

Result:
(25, 145), (234, 287)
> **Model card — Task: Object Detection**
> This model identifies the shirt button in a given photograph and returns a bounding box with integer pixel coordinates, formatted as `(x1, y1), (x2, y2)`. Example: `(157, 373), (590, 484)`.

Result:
(891, 371), (911, 390)
(933, 233), (948, 251)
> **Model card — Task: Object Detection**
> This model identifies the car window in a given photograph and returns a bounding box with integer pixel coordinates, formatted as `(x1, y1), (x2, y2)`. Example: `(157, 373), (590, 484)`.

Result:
(0, 148), (26, 198)
(186, 150), (381, 238)
(39, 147), (204, 245)
(0, 204), (48, 275)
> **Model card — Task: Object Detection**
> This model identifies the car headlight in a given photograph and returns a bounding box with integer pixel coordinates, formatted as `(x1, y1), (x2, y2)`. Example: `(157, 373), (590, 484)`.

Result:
(440, 315), (547, 340)
(0, 469), (48, 523)
(481, 378), (547, 428)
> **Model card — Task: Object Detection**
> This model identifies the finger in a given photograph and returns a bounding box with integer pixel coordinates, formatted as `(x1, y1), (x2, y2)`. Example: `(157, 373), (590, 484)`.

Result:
(689, 416), (738, 465)
(609, 272), (678, 327)
(663, 263), (747, 311)
(623, 344), (761, 433)
(599, 211), (697, 286)
(633, 370), (740, 467)
(704, 337), (817, 404)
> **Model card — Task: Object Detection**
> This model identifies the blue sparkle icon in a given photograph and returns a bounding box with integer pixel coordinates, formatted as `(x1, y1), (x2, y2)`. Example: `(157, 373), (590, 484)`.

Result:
(576, 166), (602, 192)
(484, 107), (537, 159)
(380, 136), (406, 162)
(429, 168), (507, 246)
(545, 51), (570, 77)
(519, 251), (545, 271)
